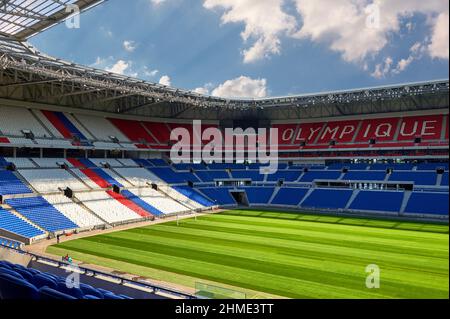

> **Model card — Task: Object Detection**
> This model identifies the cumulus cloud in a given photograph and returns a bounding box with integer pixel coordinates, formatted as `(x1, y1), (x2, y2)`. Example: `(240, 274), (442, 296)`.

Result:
(203, 0), (297, 63)
(91, 57), (138, 77)
(106, 60), (132, 75)
(193, 87), (210, 95)
(371, 57), (394, 79)
(151, 0), (166, 4)
(203, 0), (449, 71)
(142, 66), (159, 78)
(159, 75), (172, 86)
(428, 11), (449, 59)
(123, 40), (137, 52)
(294, 0), (449, 63)
(211, 76), (268, 98)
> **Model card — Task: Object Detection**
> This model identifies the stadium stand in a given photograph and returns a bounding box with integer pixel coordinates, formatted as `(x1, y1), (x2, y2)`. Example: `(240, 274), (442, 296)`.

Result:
(5, 197), (78, 232)
(389, 171), (438, 186)
(0, 237), (21, 250)
(196, 170), (231, 182)
(0, 170), (33, 195)
(299, 171), (342, 182)
(74, 191), (143, 224)
(267, 170), (302, 182)
(127, 188), (191, 214)
(349, 191), (404, 213)
(232, 171), (265, 182)
(199, 188), (237, 206)
(404, 192), (449, 216)
(342, 171), (387, 181)
(0, 208), (45, 239)
(244, 187), (275, 204)
(0, 261), (133, 300)
(19, 169), (88, 193)
(271, 188), (310, 206)
(172, 186), (215, 207)
(148, 167), (200, 184)
(301, 189), (354, 210)
(42, 194), (104, 228)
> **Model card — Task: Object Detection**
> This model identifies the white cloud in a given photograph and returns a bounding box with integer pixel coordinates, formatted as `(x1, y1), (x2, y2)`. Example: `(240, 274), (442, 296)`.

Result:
(428, 11), (449, 59)
(211, 76), (268, 98)
(159, 75), (172, 86)
(151, 0), (166, 5)
(193, 87), (210, 95)
(142, 66), (159, 78)
(371, 57), (393, 79)
(203, 0), (448, 72)
(294, 0), (448, 63)
(106, 60), (131, 75)
(123, 40), (137, 52)
(393, 42), (427, 74)
(203, 0), (297, 63)
(92, 57), (138, 77)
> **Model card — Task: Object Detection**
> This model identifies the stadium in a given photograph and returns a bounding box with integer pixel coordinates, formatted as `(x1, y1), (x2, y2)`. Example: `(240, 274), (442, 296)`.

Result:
(0, 0), (448, 303)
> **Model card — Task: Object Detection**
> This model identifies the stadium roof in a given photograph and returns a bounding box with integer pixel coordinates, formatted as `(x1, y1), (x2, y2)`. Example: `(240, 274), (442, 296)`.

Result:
(1, 38), (448, 120)
(0, 0), (104, 40)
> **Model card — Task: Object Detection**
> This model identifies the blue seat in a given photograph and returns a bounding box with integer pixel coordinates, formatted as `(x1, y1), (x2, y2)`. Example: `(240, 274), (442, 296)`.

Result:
(302, 189), (353, 210)
(31, 273), (58, 289)
(80, 283), (104, 299)
(12, 268), (34, 283)
(271, 188), (309, 206)
(243, 187), (275, 204)
(173, 186), (215, 207)
(0, 260), (13, 269)
(84, 294), (101, 299)
(0, 266), (25, 280)
(56, 281), (84, 298)
(38, 286), (77, 300)
(103, 292), (125, 299)
(349, 191), (403, 212)
(0, 273), (39, 299)
(6, 196), (78, 232)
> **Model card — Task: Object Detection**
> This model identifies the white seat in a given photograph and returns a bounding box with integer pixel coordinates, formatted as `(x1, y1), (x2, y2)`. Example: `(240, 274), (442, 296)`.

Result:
(5, 158), (36, 169)
(74, 114), (131, 142)
(75, 191), (141, 223)
(0, 106), (51, 138)
(114, 167), (161, 187)
(43, 194), (104, 228)
(130, 188), (190, 214)
(19, 169), (89, 193)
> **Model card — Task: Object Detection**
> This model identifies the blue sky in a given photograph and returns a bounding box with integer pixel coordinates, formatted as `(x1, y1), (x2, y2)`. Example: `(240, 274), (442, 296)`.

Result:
(30, 0), (449, 98)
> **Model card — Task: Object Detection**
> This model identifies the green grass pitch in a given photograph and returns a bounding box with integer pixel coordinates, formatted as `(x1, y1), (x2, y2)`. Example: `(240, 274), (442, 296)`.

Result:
(47, 210), (449, 299)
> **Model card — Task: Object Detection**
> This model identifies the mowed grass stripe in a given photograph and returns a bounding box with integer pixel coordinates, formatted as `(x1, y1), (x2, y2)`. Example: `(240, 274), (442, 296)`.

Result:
(51, 211), (449, 299)
(121, 223), (448, 277)
(54, 238), (385, 298)
(205, 213), (448, 243)
(222, 210), (449, 234)
(164, 219), (448, 259)
(91, 227), (447, 290)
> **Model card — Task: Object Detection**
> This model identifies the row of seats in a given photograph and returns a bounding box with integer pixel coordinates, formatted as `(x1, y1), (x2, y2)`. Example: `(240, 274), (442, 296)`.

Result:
(198, 186), (448, 216)
(5, 197), (79, 233)
(0, 260), (133, 300)
(0, 170), (32, 195)
(0, 208), (45, 239)
(0, 237), (21, 250)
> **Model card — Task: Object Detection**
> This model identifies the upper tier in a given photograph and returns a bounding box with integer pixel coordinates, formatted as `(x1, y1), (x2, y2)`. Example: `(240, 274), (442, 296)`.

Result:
(0, 105), (448, 154)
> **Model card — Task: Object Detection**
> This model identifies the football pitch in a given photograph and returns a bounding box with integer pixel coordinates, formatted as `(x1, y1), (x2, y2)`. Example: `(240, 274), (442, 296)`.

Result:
(47, 210), (449, 299)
